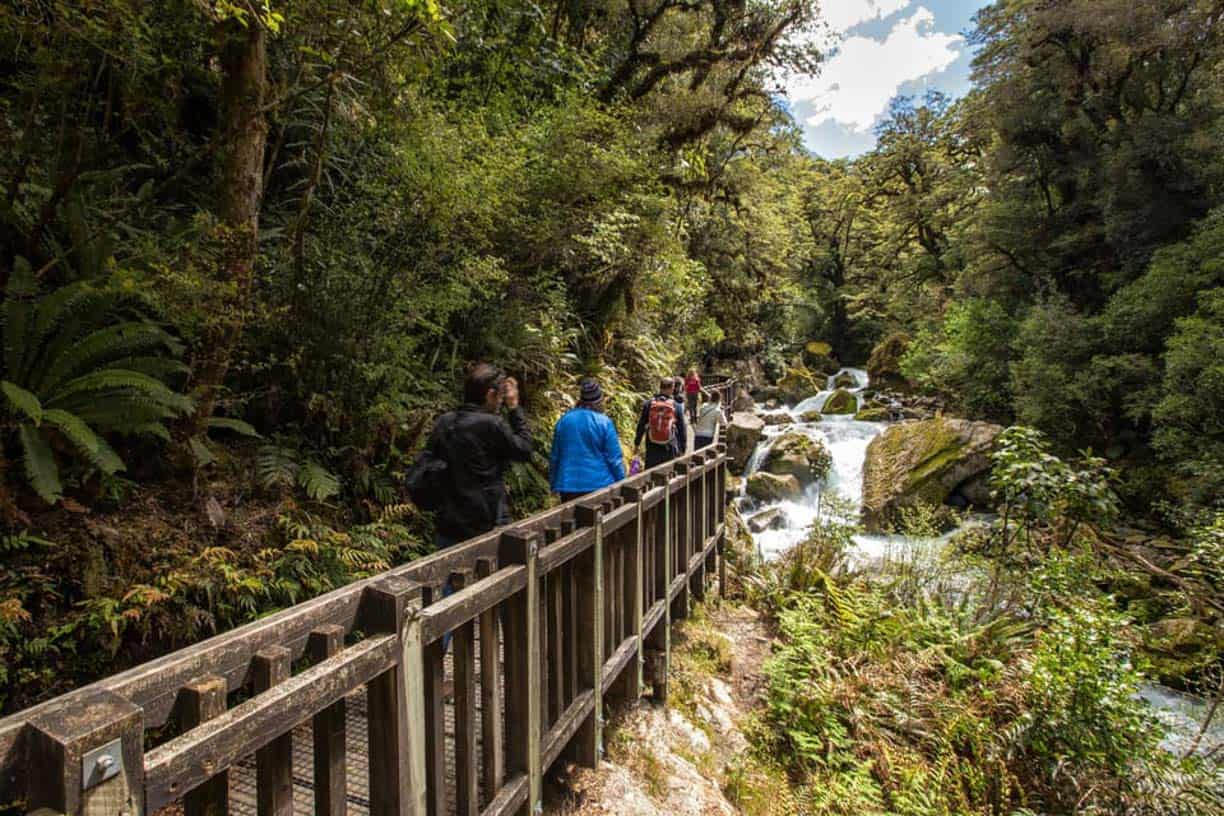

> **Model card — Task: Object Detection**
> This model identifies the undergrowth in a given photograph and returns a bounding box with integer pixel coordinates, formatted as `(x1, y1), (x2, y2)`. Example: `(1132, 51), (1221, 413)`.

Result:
(736, 493), (1224, 815)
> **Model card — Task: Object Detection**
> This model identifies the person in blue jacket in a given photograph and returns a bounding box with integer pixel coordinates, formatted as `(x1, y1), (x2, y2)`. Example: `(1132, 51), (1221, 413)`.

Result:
(550, 378), (626, 502)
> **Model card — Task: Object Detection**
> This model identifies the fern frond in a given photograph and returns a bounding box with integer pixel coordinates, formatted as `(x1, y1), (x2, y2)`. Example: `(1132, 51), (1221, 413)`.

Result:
(3, 259), (36, 376)
(46, 370), (194, 414)
(37, 322), (177, 393)
(189, 437), (216, 466)
(2, 380), (42, 424)
(298, 462), (341, 501)
(21, 281), (99, 380)
(42, 409), (126, 474)
(18, 425), (62, 504)
(257, 445), (300, 490)
(208, 417), (261, 438)
(101, 356), (191, 381)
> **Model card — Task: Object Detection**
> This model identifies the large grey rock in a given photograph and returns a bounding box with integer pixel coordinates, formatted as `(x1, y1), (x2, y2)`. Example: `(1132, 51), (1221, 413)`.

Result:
(861, 418), (1003, 532)
(822, 388), (857, 415)
(747, 508), (786, 533)
(761, 432), (832, 486)
(726, 412), (765, 472)
(746, 471), (802, 503)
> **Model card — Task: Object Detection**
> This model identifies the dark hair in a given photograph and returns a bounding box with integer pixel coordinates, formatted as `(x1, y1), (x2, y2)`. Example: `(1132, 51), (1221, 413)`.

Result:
(709, 389), (722, 403)
(464, 363), (504, 404)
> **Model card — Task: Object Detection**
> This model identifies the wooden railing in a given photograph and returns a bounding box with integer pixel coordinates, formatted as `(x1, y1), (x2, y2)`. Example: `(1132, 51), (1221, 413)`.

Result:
(1, 433), (730, 816)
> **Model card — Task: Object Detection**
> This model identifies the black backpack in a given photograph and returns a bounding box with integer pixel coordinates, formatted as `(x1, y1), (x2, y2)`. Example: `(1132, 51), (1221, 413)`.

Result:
(406, 413), (456, 511)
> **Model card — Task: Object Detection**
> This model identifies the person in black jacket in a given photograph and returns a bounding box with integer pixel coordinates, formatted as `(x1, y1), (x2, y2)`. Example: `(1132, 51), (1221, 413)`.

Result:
(428, 363), (533, 549)
(634, 377), (688, 469)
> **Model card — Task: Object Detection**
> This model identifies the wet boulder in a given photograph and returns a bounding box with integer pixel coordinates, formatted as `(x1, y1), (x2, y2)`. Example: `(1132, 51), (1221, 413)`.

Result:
(822, 388), (857, 415)
(726, 412), (765, 472)
(746, 471), (802, 503)
(854, 406), (891, 422)
(761, 413), (793, 427)
(861, 417), (1003, 532)
(798, 409), (823, 423)
(776, 365), (823, 404)
(867, 332), (911, 390)
(832, 372), (857, 389)
(747, 507), (787, 533)
(1144, 617), (1224, 683)
(761, 431), (832, 486)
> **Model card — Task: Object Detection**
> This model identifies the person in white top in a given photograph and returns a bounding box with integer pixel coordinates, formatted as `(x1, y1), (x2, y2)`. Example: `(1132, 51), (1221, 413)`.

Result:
(693, 389), (726, 449)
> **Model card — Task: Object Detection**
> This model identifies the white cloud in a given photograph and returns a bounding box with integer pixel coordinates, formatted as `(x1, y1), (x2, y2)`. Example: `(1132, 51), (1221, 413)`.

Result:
(818, 0), (912, 33)
(788, 6), (963, 133)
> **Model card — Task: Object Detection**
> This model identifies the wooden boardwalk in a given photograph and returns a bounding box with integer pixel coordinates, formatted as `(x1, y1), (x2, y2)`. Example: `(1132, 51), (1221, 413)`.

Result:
(3, 404), (732, 816)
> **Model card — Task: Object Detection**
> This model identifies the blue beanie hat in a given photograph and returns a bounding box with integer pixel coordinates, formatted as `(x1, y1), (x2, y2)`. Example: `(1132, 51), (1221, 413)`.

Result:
(579, 378), (603, 405)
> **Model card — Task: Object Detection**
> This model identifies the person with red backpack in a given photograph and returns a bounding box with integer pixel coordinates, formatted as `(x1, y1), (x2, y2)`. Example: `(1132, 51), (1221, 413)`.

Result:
(634, 377), (688, 469)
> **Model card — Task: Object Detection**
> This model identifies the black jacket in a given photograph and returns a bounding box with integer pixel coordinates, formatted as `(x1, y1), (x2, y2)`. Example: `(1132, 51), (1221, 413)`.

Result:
(634, 393), (687, 453)
(428, 404), (533, 541)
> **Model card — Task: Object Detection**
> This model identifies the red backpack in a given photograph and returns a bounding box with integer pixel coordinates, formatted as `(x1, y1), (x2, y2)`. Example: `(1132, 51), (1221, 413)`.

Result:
(647, 397), (677, 445)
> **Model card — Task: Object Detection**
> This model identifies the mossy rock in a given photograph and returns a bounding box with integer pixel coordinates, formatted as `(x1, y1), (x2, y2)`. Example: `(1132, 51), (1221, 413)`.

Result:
(776, 365), (823, 404)
(799, 409), (823, 423)
(861, 417), (1002, 532)
(761, 432), (832, 486)
(727, 412), (766, 473)
(822, 388), (856, 415)
(867, 332), (911, 388)
(802, 342), (841, 376)
(1143, 617), (1224, 684)
(832, 373), (857, 389)
(746, 471), (802, 503)
(854, 407), (891, 422)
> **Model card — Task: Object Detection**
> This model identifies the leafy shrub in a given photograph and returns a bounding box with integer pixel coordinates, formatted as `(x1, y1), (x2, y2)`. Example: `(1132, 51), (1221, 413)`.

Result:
(900, 299), (1016, 420)
(1, 261), (193, 505)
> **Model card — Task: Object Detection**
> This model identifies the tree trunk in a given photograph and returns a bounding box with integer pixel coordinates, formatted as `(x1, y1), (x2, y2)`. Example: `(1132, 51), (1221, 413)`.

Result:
(185, 21), (269, 438)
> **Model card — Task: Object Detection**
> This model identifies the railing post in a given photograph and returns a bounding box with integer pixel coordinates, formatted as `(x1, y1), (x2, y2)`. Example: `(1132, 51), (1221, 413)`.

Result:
(571, 504), (604, 765)
(672, 460), (691, 620)
(474, 556), (504, 803)
(500, 531), (541, 815)
(180, 676), (228, 816)
(26, 689), (145, 816)
(308, 626), (347, 816)
(691, 453), (708, 603)
(449, 570), (480, 816)
(647, 470), (671, 703)
(362, 575), (426, 816)
(618, 486), (646, 701)
(252, 646), (293, 816)
(717, 442), (728, 598)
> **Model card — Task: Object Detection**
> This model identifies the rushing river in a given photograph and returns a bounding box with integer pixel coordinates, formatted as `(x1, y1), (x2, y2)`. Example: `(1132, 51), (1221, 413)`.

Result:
(737, 368), (1224, 760)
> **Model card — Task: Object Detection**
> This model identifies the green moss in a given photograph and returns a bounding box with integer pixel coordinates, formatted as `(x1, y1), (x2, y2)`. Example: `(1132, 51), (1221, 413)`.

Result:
(777, 365), (823, 403)
(822, 388), (856, 414)
(853, 407), (890, 422)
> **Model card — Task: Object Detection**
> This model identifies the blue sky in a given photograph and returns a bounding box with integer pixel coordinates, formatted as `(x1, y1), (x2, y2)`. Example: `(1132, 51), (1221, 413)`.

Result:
(783, 0), (994, 158)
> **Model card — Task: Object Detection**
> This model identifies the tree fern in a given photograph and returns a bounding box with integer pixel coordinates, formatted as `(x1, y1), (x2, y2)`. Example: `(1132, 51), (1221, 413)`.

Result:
(2, 261), (193, 505)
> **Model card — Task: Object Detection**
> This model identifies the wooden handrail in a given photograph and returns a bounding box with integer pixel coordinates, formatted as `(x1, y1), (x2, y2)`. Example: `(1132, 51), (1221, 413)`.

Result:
(3, 423), (732, 816)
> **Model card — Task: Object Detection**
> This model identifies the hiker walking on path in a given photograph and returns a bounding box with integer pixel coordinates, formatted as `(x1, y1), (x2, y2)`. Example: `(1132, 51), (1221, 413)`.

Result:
(423, 363), (533, 550)
(684, 368), (702, 424)
(550, 379), (626, 503)
(693, 388), (726, 449)
(635, 377), (688, 469)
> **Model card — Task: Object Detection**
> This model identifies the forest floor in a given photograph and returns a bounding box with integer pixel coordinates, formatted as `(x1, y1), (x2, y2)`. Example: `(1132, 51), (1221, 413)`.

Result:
(545, 601), (791, 816)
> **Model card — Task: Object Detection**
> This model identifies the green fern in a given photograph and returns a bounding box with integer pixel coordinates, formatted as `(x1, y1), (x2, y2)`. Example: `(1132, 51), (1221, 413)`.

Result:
(256, 444), (342, 502)
(1, 261), (193, 504)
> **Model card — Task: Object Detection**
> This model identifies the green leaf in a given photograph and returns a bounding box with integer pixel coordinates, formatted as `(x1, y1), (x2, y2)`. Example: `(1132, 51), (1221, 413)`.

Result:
(46, 369), (194, 414)
(298, 462), (341, 501)
(189, 436), (217, 466)
(18, 426), (62, 504)
(207, 417), (262, 438)
(2, 380), (42, 424)
(42, 409), (126, 475)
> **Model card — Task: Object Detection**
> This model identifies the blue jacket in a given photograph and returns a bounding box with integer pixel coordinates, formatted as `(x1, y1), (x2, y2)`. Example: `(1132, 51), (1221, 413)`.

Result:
(550, 408), (626, 494)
